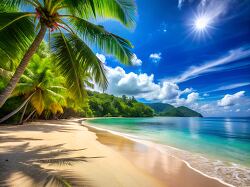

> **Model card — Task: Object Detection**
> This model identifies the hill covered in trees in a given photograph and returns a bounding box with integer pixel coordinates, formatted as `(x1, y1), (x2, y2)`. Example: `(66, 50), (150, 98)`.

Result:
(87, 91), (154, 117)
(146, 103), (203, 117)
(87, 94), (202, 118)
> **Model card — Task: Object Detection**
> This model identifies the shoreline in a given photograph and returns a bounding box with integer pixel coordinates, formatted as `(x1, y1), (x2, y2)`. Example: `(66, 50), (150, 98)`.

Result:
(84, 118), (250, 187)
(83, 123), (232, 187)
(0, 118), (248, 186)
(83, 120), (232, 187)
(0, 119), (164, 187)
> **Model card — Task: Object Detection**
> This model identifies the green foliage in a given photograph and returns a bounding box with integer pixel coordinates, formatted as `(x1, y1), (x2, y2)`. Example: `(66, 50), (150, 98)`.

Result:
(87, 91), (154, 117)
(0, 96), (23, 123)
(0, 12), (35, 61)
(12, 53), (67, 115)
(63, 0), (137, 28)
(0, 0), (137, 107)
(71, 17), (134, 65)
(51, 32), (107, 98)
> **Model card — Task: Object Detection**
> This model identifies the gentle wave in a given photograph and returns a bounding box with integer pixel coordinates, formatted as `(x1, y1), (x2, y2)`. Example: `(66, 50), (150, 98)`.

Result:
(84, 122), (250, 187)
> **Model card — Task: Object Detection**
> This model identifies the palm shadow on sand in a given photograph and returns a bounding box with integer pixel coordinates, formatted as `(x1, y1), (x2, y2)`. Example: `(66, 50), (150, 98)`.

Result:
(0, 143), (103, 187)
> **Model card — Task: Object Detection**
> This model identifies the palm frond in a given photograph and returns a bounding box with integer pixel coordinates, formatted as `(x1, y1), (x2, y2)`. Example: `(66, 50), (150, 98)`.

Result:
(62, 0), (96, 19)
(69, 17), (134, 65)
(0, 0), (25, 9)
(0, 0), (37, 10)
(51, 32), (85, 101)
(51, 32), (107, 102)
(30, 90), (44, 115)
(48, 103), (64, 114)
(0, 68), (13, 79)
(93, 0), (137, 28)
(63, 0), (137, 28)
(67, 33), (108, 89)
(0, 12), (35, 61)
(11, 82), (34, 96)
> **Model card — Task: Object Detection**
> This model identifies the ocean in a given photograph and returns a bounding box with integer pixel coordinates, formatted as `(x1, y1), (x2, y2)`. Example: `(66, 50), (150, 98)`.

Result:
(87, 117), (250, 186)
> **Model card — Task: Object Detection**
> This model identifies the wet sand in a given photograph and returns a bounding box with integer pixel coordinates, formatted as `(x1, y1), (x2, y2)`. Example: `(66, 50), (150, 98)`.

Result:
(84, 122), (231, 187)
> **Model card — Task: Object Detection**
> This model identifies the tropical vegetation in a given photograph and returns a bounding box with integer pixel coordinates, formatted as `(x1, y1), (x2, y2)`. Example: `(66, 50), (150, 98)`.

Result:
(0, 0), (137, 108)
(0, 0), (139, 123)
(88, 91), (154, 117)
(0, 43), (154, 123)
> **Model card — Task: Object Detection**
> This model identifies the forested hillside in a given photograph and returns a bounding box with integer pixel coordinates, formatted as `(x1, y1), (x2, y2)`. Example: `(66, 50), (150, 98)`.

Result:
(146, 103), (203, 117)
(87, 91), (154, 117)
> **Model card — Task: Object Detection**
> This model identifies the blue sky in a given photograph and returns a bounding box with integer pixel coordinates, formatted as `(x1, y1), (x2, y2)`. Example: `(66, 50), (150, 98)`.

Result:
(95, 0), (250, 117)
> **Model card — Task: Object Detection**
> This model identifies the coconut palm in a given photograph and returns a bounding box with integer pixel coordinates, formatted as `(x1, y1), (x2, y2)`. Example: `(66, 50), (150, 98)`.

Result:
(0, 53), (68, 123)
(0, 0), (137, 107)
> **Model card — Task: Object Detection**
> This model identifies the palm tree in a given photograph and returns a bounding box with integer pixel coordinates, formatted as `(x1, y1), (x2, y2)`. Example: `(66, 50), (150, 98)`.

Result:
(0, 53), (68, 123)
(0, 0), (137, 107)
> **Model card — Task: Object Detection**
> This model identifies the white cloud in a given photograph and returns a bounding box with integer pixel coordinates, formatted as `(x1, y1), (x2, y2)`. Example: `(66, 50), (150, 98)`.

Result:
(105, 66), (158, 97)
(203, 93), (209, 97)
(217, 91), (245, 107)
(178, 0), (231, 18)
(131, 54), (142, 66)
(92, 63), (250, 117)
(209, 82), (250, 92)
(158, 82), (180, 100)
(200, 104), (212, 111)
(181, 88), (193, 94)
(186, 92), (199, 103)
(236, 109), (241, 112)
(97, 53), (142, 66)
(100, 65), (199, 107)
(149, 53), (162, 63)
(96, 53), (106, 64)
(165, 47), (250, 83)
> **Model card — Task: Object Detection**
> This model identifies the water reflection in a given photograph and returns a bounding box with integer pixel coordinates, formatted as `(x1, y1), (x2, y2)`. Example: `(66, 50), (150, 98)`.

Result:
(188, 118), (200, 139)
(89, 126), (227, 187)
(88, 117), (250, 166)
(224, 118), (233, 139)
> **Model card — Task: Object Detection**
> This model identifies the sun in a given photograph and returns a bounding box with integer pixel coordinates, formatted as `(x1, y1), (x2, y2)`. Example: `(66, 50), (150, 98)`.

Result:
(195, 16), (210, 30)
(194, 16), (210, 31)
(189, 14), (214, 39)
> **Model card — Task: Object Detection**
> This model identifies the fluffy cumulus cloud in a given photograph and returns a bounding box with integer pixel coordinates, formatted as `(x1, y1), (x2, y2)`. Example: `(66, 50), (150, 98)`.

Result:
(149, 53), (162, 63)
(102, 65), (199, 107)
(93, 54), (250, 117)
(186, 92), (199, 103)
(131, 54), (142, 66)
(106, 66), (157, 96)
(217, 91), (245, 107)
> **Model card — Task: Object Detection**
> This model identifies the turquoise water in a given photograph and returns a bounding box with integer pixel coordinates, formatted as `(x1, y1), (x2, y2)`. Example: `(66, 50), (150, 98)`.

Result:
(88, 117), (250, 167)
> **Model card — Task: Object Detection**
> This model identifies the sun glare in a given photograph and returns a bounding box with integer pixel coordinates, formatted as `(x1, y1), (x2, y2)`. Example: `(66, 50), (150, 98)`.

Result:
(195, 16), (209, 30)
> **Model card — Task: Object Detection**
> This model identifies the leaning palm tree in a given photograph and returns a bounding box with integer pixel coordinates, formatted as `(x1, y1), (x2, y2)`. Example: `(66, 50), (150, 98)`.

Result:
(0, 0), (137, 107)
(0, 54), (68, 123)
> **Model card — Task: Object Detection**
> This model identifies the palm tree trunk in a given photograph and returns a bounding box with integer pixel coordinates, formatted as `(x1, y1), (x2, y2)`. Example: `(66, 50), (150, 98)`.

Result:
(0, 24), (47, 108)
(0, 93), (34, 124)
(23, 110), (36, 123)
(19, 102), (28, 124)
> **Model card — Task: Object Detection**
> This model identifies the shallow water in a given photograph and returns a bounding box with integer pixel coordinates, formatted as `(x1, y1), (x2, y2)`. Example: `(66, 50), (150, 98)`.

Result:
(88, 117), (250, 186)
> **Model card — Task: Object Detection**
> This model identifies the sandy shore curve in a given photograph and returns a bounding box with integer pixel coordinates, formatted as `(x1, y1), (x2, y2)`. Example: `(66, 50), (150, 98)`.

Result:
(0, 119), (231, 187)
